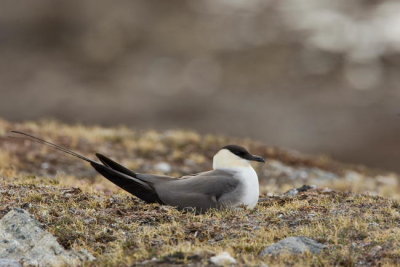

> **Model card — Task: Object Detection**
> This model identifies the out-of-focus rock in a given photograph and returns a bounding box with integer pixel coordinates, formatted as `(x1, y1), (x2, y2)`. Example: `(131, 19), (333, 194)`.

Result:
(0, 259), (21, 267)
(264, 160), (338, 185)
(284, 185), (317, 196)
(345, 171), (363, 183)
(210, 252), (237, 266)
(376, 175), (398, 186)
(260, 236), (326, 256)
(154, 162), (172, 173)
(0, 208), (95, 266)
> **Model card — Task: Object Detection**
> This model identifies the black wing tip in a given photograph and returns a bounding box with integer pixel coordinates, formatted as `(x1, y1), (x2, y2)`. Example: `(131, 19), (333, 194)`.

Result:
(90, 162), (105, 175)
(91, 161), (112, 171)
(95, 153), (112, 167)
(90, 161), (100, 167)
(95, 153), (137, 176)
(90, 161), (112, 176)
(95, 153), (107, 160)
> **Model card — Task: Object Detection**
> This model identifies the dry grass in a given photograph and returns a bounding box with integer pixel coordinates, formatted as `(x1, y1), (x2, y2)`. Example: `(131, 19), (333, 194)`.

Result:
(1, 119), (400, 266)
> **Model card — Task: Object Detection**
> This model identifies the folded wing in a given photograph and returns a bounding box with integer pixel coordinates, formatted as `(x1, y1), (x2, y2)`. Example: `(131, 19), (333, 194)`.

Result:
(155, 170), (240, 212)
(94, 155), (240, 211)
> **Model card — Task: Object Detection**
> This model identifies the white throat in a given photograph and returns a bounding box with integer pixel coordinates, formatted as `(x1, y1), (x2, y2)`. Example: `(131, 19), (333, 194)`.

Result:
(213, 149), (259, 209)
(213, 149), (252, 170)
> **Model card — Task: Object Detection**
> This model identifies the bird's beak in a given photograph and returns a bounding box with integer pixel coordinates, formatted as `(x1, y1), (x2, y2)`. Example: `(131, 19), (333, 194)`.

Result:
(250, 155), (265, 163)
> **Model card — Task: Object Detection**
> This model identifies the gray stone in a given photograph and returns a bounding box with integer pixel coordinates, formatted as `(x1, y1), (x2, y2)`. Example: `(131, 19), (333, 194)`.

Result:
(260, 236), (326, 256)
(0, 259), (21, 267)
(210, 252), (236, 266)
(154, 162), (172, 173)
(0, 208), (95, 266)
(284, 185), (317, 196)
(263, 160), (338, 185)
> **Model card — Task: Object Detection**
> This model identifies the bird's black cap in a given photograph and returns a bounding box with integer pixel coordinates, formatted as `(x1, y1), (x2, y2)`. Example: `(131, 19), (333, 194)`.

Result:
(222, 145), (265, 163)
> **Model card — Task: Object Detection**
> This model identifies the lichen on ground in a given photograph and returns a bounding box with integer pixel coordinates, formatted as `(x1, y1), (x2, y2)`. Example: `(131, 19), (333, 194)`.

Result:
(0, 119), (399, 266)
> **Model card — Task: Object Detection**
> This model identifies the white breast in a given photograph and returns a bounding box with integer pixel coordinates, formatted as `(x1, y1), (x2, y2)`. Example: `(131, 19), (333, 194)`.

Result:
(233, 167), (260, 209)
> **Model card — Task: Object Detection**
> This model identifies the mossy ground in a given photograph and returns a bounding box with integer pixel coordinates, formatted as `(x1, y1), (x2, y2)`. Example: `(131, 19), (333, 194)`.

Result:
(0, 119), (399, 266)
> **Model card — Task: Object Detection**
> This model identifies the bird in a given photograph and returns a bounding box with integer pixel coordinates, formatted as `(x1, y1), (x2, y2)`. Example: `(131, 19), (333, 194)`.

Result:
(10, 131), (265, 212)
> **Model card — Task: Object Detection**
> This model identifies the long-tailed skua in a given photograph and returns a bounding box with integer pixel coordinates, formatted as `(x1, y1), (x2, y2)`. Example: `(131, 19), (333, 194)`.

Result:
(10, 131), (265, 212)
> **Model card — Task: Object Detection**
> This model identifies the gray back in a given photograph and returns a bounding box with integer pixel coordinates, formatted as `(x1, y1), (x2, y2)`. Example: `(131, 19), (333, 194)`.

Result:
(154, 169), (241, 211)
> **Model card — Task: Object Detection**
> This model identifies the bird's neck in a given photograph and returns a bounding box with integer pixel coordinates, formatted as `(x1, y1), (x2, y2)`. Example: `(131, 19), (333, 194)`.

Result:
(212, 149), (252, 170)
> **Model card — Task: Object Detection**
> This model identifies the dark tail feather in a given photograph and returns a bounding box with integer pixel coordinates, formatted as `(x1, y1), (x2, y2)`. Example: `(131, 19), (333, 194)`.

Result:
(96, 153), (137, 178)
(10, 130), (162, 203)
(90, 162), (162, 204)
(9, 131), (97, 164)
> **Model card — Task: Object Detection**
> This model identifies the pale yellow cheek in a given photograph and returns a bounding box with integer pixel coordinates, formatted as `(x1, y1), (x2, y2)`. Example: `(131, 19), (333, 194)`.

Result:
(228, 160), (250, 168)
(213, 149), (251, 169)
(214, 158), (250, 169)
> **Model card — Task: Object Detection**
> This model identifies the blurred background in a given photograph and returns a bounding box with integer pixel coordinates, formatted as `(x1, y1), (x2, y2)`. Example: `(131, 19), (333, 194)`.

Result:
(1, 0), (400, 171)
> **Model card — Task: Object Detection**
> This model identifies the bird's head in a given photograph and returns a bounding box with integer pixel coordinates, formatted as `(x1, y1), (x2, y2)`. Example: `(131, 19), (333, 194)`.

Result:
(213, 145), (265, 170)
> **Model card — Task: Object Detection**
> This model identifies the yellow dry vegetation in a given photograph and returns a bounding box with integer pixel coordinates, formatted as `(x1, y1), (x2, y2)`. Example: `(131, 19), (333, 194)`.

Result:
(0, 119), (399, 266)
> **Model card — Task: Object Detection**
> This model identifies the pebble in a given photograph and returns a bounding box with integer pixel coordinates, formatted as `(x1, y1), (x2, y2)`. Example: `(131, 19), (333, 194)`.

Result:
(284, 185), (317, 196)
(210, 252), (237, 266)
(0, 259), (21, 267)
(260, 236), (326, 256)
(154, 162), (172, 173)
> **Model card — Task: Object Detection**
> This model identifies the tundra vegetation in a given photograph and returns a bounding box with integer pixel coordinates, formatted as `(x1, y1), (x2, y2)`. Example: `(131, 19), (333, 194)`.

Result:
(0, 119), (399, 266)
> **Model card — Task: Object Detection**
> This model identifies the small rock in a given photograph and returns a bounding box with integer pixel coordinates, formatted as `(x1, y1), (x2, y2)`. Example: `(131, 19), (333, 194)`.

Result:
(264, 160), (338, 183)
(183, 159), (196, 166)
(137, 257), (158, 265)
(0, 208), (95, 266)
(376, 175), (398, 186)
(0, 259), (21, 267)
(260, 236), (326, 256)
(321, 187), (333, 193)
(40, 162), (50, 170)
(368, 222), (379, 228)
(284, 185), (316, 196)
(210, 252), (236, 266)
(284, 189), (299, 196)
(368, 245), (382, 257)
(345, 171), (363, 182)
(61, 187), (82, 195)
(154, 162), (172, 173)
